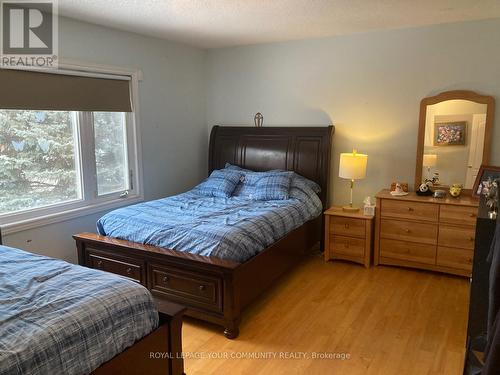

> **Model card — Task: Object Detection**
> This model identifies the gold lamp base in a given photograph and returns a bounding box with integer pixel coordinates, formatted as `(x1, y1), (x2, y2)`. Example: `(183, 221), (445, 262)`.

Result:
(342, 205), (360, 213)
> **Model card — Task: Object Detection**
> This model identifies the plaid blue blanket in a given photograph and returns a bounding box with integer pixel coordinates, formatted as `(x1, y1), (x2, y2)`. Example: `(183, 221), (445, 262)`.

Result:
(97, 180), (322, 263)
(0, 246), (158, 375)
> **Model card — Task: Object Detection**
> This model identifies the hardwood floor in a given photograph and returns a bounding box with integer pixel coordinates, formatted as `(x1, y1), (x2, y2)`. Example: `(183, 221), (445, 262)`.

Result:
(182, 253), (469, 375)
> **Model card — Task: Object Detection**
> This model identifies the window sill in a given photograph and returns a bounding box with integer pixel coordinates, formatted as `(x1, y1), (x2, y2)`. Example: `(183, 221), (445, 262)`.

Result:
(1, 195), (144, 236)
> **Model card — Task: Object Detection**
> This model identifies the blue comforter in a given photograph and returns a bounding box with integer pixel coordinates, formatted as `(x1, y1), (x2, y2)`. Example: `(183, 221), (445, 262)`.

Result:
(97, 185), (322, 263)
(0, 246), (158, 375)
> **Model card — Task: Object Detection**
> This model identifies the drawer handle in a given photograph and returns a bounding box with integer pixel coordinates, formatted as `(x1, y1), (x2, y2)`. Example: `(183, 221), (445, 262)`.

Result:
(199, 285), (206, 291)
(96, 260), (103, 268)
(126, 267), (132, 275)
(344, 224), (349, 229)
(407, 207), (414, 212)
(162, 276), (169, 283)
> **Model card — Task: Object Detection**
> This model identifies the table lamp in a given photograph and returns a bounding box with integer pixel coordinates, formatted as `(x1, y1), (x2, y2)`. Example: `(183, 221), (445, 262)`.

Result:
(423, 154), (437, 181)
(339, 149), (368, 212)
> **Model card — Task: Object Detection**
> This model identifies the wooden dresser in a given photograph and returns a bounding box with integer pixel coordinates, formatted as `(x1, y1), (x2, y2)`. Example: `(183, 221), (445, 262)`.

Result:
(324, 207), (374, 268)
(374, 189), (479, 277)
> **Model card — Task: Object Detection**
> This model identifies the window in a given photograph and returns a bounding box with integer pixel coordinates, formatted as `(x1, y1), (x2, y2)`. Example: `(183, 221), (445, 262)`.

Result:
(94, 112), (129, 196)
(0, 66), (142, 232)
(0, 110), (81, 214)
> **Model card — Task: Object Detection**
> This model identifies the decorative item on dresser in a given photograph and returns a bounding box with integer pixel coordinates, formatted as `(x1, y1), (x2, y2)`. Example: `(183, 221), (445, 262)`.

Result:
(374, 189), (478, 276)
(324, 207), (374, 268)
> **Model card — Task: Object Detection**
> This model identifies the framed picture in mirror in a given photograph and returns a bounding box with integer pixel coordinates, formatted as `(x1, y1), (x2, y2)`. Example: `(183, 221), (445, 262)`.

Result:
(433, 121), (466, 146)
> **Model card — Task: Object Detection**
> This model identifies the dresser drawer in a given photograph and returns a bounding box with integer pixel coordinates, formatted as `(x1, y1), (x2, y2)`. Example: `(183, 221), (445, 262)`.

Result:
(380, 239), (437, 265)
(149, 265), (223, 313)
(436, 246), (473, 272)
(381, 199), (438, 222)
(330, 235), (365, 257)
(330, 216), (365, 238)
(88, 250), (144, 284)
(380, 219), (437, 245)
(438, 225), (475, 250)
(440, 205), (478, 226)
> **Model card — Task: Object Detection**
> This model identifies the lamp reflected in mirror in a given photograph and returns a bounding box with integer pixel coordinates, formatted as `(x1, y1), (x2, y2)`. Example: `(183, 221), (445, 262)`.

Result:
(423, 153), (437, 181)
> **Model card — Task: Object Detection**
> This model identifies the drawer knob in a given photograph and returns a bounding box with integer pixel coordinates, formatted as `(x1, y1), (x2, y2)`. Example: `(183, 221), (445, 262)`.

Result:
(469, 237), (475, 242)
(344, 224), (349, 229)
(199, 285), (206, 291)
(344, 242), (349, 248)
(469, 213), (476, 218)
(126, 267), (132, 274)
(407, 207), (414, 212)
(404, 229), (411, 233)
(162, 276), (169, 283)
(97, 260), (103, 268)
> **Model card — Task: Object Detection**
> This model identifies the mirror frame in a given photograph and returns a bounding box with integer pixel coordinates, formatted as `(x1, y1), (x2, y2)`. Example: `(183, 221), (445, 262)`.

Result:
(414, 90), (495, 193)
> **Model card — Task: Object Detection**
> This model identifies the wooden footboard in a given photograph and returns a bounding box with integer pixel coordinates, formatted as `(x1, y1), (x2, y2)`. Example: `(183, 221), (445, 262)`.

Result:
(92, 301), (185, 375)
(74, 218), (319, 339)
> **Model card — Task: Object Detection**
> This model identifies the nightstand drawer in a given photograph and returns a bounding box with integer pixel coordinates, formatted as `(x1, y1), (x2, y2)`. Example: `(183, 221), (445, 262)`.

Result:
(330, 235), (365, 257)
(438, 225), (475, 250)
(380, 218), (437, 245)
(436, 246), (473, 271)
(440, 205), (477, 226)
(330, 216), (365, 238)
(381, 199), (438, 222)
(380, 238), (437, 265)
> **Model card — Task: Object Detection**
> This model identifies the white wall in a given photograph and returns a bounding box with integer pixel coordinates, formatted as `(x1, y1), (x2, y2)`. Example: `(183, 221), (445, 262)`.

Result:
(205, 18), (500, 207)
(3, 17), (208, 262)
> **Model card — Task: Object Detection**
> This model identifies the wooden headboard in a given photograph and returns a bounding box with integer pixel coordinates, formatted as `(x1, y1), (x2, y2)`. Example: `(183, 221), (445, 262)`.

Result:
(208, 125), (334, 207)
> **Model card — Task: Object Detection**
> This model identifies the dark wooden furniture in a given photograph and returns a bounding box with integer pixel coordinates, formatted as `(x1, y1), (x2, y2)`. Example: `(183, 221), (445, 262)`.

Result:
(75, 125), (333, 339)
(324, 207), (374, 268)
(93, 301), (185, 375)
(374, 189), (479, 277)
(463, 198), (497, 374)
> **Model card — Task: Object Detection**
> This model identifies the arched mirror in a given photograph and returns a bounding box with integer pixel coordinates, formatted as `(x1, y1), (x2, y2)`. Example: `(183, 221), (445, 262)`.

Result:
(414, 90), (495, 193)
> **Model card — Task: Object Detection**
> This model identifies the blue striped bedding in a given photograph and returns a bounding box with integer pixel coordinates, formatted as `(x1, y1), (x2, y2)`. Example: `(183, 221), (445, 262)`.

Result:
(0, 245), (158, 375)
(97, 178), (322, 263)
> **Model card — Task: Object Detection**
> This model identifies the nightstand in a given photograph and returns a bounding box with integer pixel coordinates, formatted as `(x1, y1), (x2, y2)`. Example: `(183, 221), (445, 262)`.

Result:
(324, 207), (374, 268)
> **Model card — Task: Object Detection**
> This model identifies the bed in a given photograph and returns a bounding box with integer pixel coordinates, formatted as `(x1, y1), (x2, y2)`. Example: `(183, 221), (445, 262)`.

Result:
(0, 244), (185, 375)
(74, 125), (333, 339)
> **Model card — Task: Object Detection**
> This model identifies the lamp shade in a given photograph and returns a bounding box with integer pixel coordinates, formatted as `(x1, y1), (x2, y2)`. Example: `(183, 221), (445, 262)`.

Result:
(339, 150), (368, 180)
(423, 154), (437, 167)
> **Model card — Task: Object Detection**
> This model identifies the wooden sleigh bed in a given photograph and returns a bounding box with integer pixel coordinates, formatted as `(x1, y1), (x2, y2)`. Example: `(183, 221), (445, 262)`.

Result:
(74, 125), (333, 339)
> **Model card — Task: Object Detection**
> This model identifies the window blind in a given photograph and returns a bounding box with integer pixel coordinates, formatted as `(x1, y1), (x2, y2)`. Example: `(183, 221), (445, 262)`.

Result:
(0, 69), (132, 112)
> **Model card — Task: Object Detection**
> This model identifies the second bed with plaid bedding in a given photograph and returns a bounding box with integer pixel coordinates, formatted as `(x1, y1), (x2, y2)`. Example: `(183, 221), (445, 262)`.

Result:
(97, 179), (322, 263)
(0, 245), (158, 375)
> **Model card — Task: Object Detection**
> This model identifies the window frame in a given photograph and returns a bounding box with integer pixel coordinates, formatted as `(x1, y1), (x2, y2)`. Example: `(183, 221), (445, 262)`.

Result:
(0, 61), (144, 235)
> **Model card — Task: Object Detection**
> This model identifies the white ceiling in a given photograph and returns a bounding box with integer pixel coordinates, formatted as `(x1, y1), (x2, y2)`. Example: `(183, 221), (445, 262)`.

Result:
(59, 0), (500, 49)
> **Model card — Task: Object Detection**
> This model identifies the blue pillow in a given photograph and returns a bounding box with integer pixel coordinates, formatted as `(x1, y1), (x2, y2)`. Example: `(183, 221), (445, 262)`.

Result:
(195, 169), (243, 198)
(229, 169), (292, 200)
(225, 163), (321, 194)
